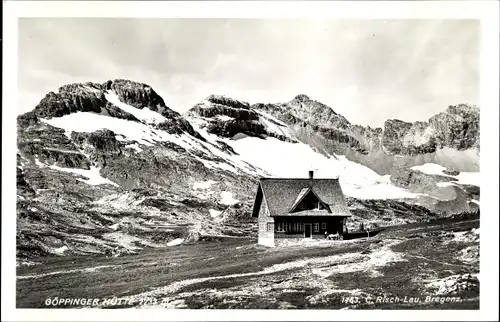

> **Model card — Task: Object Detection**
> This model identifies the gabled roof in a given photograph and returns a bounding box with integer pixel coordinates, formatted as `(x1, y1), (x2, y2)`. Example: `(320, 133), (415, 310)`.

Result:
(288, 187), (330, 213)
(292, 188), (310, 206)
(277, 209), (347, 217)
(251, 178), (351, 217)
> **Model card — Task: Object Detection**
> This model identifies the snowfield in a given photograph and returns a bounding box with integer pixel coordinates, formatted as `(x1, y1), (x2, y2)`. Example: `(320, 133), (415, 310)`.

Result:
(221, 136), (419, 199)
(43, 112), (197, 151)
(42, 111), (254, 176)
(411, 163), (480, 186)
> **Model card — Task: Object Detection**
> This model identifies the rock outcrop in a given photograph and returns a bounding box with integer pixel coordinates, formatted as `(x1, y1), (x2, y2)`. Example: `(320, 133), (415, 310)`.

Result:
(185, 95), (297, 142)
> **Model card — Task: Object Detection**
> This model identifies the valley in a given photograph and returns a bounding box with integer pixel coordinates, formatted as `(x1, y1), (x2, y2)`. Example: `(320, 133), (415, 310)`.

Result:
(16, 213), (479, 309)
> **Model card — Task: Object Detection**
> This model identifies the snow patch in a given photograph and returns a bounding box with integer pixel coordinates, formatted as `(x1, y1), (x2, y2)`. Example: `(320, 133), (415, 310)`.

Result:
(411, 163), (480, 186)
(256, 110), (295, 140)
(197, 191), (215, 200)
(167, 238), (184, 246)
(411, 163), (448, 175)
(193, 180), (217, 190)
(220, 191), (238, 205)
(125, 143), (144, 153)
(17, 265), (119, 280)
(444, 229), (480, 244)
(104, 92), (166, 124)
(52, 245), (69, 255)
(459, 245), (479, 263)
(94, 192), (147, 210)
(16, 260), (41, 268)
(108, 223), (120, 231)
(437, 182), (456, 188)
(102, 232), (143, 250)
(209, 209), (222, 218)
(216, 115), (234, 121)
(34, 158), (46, 168)
(311, 240), (406, 277)
(425, 273), (479, 295)
(48, 164), (119, 187)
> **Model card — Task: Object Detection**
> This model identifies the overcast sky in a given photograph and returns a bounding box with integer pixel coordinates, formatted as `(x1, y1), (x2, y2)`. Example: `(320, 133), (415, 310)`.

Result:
(18, 18), (479, 127)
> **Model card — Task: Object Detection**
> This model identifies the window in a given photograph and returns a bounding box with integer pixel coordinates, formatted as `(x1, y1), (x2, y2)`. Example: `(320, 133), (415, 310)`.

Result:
(267, 223), (274, 232)
(314, 223), (320, 232)
(259, 223), (266, 231)
(276, 222), (285, 232)
(321, 222), (327, 229)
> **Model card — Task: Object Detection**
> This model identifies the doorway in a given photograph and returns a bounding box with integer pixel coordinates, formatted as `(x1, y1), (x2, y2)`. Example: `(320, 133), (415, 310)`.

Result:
(304, 224), (312, 238)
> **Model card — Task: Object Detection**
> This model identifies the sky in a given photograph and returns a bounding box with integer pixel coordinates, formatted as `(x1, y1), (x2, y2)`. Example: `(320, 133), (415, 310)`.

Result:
(18, 18), (479, 127)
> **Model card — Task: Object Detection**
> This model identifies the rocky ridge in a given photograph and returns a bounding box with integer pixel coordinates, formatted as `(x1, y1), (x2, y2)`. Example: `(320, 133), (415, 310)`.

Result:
(251, 97), (479, 174)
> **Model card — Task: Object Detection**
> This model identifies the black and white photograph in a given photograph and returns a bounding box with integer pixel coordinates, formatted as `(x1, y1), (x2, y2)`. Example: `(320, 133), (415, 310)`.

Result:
(2, 1), (499, 321)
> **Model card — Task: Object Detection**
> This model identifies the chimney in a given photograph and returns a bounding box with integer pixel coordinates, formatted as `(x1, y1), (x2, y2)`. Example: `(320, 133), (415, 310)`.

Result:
(308, 170), (314, 180)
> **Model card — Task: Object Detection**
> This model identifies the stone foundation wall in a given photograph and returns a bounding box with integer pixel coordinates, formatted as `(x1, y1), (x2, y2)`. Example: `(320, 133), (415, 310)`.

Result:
(275, 238), (316, 247)
(258, 235), (275, 247)
(274, 237), (344, 247)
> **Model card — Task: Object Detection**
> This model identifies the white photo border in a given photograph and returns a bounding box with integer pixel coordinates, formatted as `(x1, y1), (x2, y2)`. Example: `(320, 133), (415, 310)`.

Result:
(2, 1), (499, 321)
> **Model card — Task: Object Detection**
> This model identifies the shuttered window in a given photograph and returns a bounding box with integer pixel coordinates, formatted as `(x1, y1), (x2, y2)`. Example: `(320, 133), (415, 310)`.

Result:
(321, 222), (326, 229)
(314, 223), (320, 232)
(267, 223), (275, 232)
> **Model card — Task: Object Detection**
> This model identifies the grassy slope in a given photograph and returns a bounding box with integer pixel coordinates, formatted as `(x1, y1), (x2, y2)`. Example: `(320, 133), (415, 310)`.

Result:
(16, 215), (479, 309)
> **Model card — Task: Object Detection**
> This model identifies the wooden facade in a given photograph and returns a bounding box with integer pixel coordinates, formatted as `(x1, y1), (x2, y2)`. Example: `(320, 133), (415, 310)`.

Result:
(273, 216), (346, 239)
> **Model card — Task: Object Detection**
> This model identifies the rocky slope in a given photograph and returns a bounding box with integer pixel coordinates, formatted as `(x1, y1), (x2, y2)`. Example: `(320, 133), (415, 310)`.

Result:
(17, 80), (259, 259)
(16, 80), (480, 260)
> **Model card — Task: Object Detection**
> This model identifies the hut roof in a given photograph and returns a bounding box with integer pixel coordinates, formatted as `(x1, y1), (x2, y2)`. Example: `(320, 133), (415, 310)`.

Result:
(251, 178), (352, 217)
(288, 187), (331, 213)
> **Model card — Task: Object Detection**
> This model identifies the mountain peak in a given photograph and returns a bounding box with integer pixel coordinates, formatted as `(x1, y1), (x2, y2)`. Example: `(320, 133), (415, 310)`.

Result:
(445, 104), (479, 116)
(293, 94), (311, 102)
(203, 94), (250, 110)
